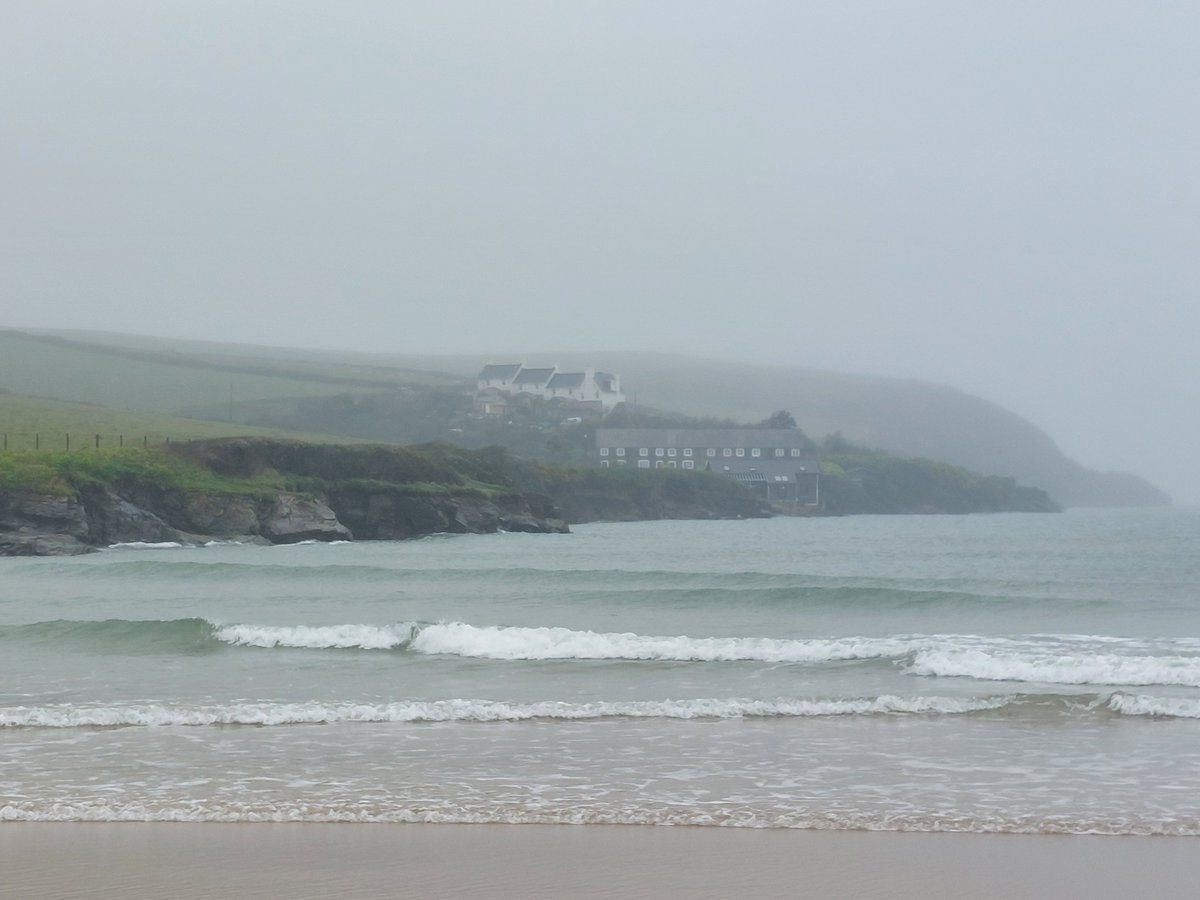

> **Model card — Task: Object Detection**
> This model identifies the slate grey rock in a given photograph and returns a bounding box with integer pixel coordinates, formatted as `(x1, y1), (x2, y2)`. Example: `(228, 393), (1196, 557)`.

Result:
(259, 493), (352, 544)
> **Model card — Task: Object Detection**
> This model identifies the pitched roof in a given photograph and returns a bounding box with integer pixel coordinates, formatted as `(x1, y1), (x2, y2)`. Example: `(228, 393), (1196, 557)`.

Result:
(512, 367), (557, 385)
(595, 372), (620, 392)
(477, 363), (522, 381)
(547, 372), (586, 390)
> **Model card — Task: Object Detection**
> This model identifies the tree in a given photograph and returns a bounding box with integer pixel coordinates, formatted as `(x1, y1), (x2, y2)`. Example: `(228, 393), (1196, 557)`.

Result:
(758, 410), (797, 429)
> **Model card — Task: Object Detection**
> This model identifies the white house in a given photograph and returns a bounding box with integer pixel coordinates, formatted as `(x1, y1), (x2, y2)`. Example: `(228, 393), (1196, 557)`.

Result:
(475, 363), (625, 412)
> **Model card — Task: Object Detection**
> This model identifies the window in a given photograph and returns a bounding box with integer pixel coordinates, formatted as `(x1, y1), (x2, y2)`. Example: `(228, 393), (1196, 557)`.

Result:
(707, 448), (716, 457)
(616, 459), (626, 466)
(640, 448), (648, 457)
(599, 447), (609, 457)
(751, 448), (761, 458)
(791, 448), (800, 457)
(616, 447), (626, 457)
(667, 448), (676, 457)
(775, 449), (784, 457)
(638, 460), (650, 469)
(682, 460), (694, 470)
(736, 448), (745, 457)
(655, 448), (665, 457)
(600, 460), (609, 468)
(667, 460), (676, 468)
(683, 448), (693, 457)
(655, 460), (665, 469)
(723, 448), (732, 457)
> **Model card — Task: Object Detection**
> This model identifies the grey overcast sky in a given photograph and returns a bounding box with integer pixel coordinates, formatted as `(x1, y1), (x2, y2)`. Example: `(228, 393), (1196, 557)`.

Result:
(2, 1), (1197, 501)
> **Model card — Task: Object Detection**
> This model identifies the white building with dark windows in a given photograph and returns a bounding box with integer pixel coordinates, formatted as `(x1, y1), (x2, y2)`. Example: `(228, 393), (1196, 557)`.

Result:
(594, 427), (821, 506)
(476, 363), (625, 412)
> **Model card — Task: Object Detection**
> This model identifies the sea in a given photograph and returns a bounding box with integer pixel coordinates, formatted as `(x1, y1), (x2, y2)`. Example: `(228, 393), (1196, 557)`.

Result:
(3, 508), (1199, 835)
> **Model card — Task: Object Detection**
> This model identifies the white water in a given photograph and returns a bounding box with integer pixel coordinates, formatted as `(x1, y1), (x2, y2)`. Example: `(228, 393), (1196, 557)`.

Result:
(0, 694), (1008, 728)
(4, 511), (1200, 832)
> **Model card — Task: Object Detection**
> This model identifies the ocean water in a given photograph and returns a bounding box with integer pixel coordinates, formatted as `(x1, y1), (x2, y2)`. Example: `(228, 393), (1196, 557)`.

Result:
(3, 508), (1199, 834)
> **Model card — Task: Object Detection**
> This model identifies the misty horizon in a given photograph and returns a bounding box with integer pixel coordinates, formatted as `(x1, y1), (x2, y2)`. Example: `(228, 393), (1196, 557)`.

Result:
(3, 2), (1196, 502)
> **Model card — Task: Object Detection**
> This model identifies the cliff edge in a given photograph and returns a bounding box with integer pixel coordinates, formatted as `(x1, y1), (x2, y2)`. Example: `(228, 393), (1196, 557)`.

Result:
(0, 439), (568, 556)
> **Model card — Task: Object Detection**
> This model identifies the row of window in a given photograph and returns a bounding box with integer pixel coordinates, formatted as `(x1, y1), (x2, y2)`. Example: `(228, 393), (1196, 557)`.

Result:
(600, 459), (695, 469)
(599, 447), (803, 459)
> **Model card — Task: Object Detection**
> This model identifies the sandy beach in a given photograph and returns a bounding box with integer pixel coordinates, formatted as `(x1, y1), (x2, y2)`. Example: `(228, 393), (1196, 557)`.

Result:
(2, 824), (1197, 899)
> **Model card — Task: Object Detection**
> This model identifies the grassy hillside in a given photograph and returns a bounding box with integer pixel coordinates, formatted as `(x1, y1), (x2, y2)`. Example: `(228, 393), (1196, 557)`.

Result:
(818, 451), (1058, 514)
(0, 392), (366, 451)
(0, 331), (449, 419)
(328, 348), (1167, 508)
(19, 331), (1168, 506)
(29, 330), (465, 388)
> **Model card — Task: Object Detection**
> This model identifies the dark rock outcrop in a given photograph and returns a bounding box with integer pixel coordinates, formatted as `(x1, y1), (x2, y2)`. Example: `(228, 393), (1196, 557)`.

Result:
(183, 492), (261, 536)
(80, 487), (186, 546)
(0, 439), (571, 556)
(259, 493), (352, 544)
(0, 492), (93, 556)
(0, 485), (567, 556)
(324, 487), (568, 540)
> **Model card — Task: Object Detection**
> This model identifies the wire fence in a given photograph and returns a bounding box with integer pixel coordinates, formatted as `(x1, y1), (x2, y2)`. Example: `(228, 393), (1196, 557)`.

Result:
(0, 433), (184, 452)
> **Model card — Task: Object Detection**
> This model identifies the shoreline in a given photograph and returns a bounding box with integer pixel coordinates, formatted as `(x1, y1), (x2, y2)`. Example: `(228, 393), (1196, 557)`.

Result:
(3, 824), (1198, 899)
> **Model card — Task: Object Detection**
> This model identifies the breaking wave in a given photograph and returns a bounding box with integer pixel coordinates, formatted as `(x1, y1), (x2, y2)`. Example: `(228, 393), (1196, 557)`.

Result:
(9, 619), (1200, 691)
(909, 648), (1200, 687)
(1106, 693), (1200, 719)
(0, 695), (1006, 729)
(405, 623), (914, 662)
(215, 622), (418, 650)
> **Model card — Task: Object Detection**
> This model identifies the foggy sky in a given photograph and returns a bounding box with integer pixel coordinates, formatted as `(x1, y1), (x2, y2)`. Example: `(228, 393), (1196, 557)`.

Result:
(2, 2), (1197, 502)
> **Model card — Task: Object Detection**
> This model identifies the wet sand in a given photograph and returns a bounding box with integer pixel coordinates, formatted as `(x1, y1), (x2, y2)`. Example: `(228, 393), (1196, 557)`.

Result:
(2, 824), (1198, 899)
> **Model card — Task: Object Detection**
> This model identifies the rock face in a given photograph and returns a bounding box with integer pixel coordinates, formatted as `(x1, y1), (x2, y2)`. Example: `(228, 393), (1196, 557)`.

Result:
(260, 493), (352, 544)
(0, 439), (571, 556)
(183, 493), (261, 536)
(324, 487), (569, 540)
(0, 485), (567, 556)
(0, 492), (93, 556)
(81, 487), (185, 546)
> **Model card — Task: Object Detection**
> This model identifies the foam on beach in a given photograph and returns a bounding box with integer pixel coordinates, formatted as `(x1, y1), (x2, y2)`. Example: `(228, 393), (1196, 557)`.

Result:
(0, 694), (1007, 728)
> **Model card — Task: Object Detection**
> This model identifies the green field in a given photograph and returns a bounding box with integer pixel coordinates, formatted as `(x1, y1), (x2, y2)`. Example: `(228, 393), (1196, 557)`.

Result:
(25, 330), (468, 390)
(0, 392), (366, 452)
(0, 331), (457, 418)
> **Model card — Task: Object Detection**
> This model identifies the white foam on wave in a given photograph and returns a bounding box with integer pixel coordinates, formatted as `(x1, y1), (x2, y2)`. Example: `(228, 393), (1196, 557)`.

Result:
(0, 695), (1004, 728)
(214, 623), (417, 650)
(909, 649), (1200, 687)
(1106, 693), (1200, 719)
(105, 541), (185, 550)
(3, 800), (1195, 834)
(209, 620), (916, 660)
(409, 622), (914, 662)
(209, 622), (1200, 679)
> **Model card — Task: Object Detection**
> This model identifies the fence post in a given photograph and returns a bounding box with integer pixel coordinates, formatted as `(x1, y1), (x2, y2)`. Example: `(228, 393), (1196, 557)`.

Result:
(95, 433), (100, 449)
(66, 433), (70, 452)
(120, 435), (124, 448)
(35, 433), (39, 450)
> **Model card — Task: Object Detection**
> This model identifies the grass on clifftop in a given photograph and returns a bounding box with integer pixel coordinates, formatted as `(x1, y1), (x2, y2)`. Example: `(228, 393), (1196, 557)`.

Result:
(0, 440), (522, 500)
(0, 449), (288, 497)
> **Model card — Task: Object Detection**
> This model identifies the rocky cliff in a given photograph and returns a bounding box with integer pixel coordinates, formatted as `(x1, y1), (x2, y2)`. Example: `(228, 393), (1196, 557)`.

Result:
(0, 439), (569, 556)
(0, 484), (567, 556)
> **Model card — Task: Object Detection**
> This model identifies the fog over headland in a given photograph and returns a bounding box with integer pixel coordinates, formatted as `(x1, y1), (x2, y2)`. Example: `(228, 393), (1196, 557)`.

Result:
(2, 2), (1196, 503)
